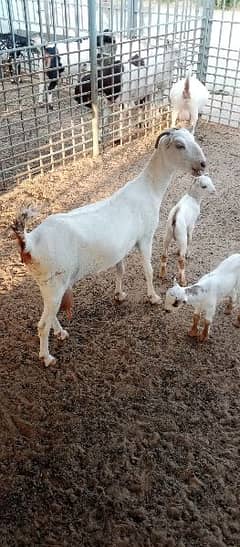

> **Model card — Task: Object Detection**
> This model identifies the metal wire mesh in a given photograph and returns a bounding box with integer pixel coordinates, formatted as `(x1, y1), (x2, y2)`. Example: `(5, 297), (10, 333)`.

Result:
(203, 0), (240, 128)
(0, 0), (239, 191)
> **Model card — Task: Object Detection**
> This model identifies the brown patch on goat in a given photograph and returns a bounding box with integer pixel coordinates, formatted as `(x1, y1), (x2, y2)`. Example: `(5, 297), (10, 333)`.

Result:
(60, 289), (73, 320)
(198, 320), (210, 342)
(11, 214), (32, 264)
(178, 256), (186, 286)
(183, 75), (190, 99)
(159, 255), (167, 278)
(188, 313), (200, 337)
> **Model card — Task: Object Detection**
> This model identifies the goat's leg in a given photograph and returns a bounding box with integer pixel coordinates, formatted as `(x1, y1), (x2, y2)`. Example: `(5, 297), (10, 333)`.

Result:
(139, 238), (161, 304)
(47, 80), (58, 111)
(160, 228), (172, 278)
(198, 306), (215, 342)
(16, 53), (22, 84)
(198, 319), (211, 342)
(38, 59), (45, 105)
(188, 312), (200, 337)
(186, 226), (194, 258)
(52, 317), (69, 340)
(115, 261), (127, 302)
(9, 56), (15, 84)
(178, 255), (186, 286)
(38, 288), (65, 366)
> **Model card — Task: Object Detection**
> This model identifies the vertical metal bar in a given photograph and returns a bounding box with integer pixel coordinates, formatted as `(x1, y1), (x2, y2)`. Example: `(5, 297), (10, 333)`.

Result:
(88, 0), (99, 156)
(44, 0), (51, 40)
(197, 0), (214, 83)
(75, 0), (80, 36)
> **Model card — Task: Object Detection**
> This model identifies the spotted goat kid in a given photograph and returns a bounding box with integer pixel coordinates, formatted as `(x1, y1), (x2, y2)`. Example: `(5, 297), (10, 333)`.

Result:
(164, 254), (240, 341)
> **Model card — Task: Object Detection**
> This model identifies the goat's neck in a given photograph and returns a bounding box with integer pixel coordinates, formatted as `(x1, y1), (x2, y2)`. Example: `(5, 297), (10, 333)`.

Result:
(185, 284), (203, 305)
(187, 187), (202, 204)
(140, 149), (176, 204)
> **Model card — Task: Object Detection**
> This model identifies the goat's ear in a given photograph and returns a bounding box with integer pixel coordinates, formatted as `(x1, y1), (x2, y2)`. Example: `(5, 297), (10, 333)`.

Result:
(155, 130), (171, 149)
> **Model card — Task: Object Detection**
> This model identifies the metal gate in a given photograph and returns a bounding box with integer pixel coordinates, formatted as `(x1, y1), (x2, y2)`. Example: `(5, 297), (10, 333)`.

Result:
(0, 0), (238, 191)
(203, 1), (240, 128)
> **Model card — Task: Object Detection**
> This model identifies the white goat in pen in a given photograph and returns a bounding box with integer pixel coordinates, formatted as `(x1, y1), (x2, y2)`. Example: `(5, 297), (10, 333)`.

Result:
(160, 174), (216, 286)
(164, 254), (240, 342)
(11, 128), (206, 367)
(170, 67), (209, 134)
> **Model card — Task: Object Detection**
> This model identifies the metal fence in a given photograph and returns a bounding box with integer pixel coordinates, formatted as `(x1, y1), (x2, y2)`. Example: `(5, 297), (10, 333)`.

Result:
(0, 0), (239, 190)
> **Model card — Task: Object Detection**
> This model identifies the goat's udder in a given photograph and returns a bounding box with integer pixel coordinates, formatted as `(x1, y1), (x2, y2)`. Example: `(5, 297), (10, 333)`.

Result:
(60, 289), (73, 320)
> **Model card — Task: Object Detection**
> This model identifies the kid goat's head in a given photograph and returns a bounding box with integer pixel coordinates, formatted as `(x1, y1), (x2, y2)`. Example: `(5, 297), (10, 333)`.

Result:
(155, 128), (206, 177)
(164, 281), (187, 313)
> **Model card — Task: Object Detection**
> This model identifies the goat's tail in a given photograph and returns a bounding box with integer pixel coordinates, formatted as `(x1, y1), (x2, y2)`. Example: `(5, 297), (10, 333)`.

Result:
(183, 66), (192, 99)
(11, 207), (37, 263)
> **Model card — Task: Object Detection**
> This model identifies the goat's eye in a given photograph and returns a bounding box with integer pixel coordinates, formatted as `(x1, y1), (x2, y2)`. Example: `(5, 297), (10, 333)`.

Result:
(172, 299), (179, 307)
(201, 184), (207, 189)
(175, 142), (185, 149)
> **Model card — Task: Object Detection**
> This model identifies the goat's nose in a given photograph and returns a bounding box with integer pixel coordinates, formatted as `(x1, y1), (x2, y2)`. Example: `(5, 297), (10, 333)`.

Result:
(200, 161), (206, 169)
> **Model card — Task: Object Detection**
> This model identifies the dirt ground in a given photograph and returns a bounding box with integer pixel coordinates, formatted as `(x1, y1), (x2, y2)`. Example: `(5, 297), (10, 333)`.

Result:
(0, 121), (240, 547)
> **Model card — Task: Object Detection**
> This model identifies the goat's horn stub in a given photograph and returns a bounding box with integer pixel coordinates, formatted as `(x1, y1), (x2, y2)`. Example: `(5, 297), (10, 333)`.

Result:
(155, 130), (171, 149)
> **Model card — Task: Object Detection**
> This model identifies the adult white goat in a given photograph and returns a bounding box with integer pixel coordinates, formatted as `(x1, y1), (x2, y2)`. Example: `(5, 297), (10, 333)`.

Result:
(170, 68), (209, 134)
(11, 128), (206, 367)
(164, 254), (240, 341)
(160, 174), (216, 286)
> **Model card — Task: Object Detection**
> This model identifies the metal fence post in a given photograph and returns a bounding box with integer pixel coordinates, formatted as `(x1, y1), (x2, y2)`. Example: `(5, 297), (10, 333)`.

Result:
(127, 0), (138, 38)
(44, 0), (51, 41)
(88, 0), (99, 157)
(197, 0), (215, 84)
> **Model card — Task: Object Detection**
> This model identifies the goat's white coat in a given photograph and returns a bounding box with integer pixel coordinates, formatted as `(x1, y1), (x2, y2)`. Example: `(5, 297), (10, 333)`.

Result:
(170, 71), (209, 133)
(13, 128), (206, 366)
(160, 175), (216, 284)
(165, 254), (240, 338)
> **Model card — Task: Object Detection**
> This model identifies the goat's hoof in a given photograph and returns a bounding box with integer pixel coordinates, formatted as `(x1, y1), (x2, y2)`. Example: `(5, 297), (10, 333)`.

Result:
(149, 294), (161, 305)
(179, 279), (187, 287)
(197, 333), (208, 343)
(188, 329), (198, 338)
(56, 329), (69, 341)
(233, 319), (240, 328)
(114, 291), (127, 303)
(44, 355), (56, 367)
(224, 306), (232, 316)
(38, 101), (45, 108)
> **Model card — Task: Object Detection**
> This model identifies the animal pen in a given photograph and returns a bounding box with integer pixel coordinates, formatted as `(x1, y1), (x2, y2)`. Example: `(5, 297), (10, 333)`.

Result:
(0, 0), (239, 190)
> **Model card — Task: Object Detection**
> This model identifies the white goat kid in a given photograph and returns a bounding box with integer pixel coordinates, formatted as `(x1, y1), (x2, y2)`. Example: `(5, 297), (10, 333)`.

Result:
(11, 128), (206, 367)
(164, 254), (240, 342)
(160, 174), (216, 286)
(170, 68), (209, 134)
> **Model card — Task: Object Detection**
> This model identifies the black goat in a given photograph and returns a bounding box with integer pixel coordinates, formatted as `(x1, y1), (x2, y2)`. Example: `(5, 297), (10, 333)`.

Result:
(74, 59), (123, 108)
